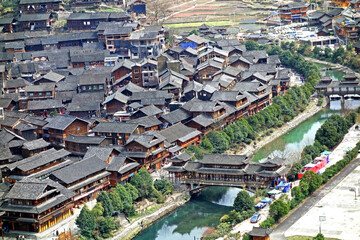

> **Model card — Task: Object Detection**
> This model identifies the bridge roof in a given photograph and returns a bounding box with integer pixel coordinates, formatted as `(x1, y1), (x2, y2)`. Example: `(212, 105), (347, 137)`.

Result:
(200, 154), (252, 165)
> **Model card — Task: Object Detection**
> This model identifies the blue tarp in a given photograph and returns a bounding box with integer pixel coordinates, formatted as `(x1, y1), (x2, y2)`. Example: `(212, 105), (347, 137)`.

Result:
(276, 181), (287, 188)
(132, 4), (146, 15)
(261, 197), (272, 203)
(180, 42), (197, 49)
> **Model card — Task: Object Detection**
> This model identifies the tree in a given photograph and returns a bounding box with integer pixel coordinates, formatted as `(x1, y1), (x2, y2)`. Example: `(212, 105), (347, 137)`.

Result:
(233, 191), (253, 213)
(301, 171), (323, 194)
(109, 191), (123, 212)
(245, 40), (259, 51)
(288, 162), (302, 181)
(269, 199), (289, 221)
(188, 29), (198, 36)
(313, 233), (325, 240)
(130, 168), (155, 199)
(146, 0), (170, 24)
(91, 202), (104, 217)
(97, 216), (116, 237)
(124, 183), (139, 201)
(185, 145), (204, 160)
(76, 205), (96, 238)
(207, 131), (229, 153)
(97, 192), (114, 217)
(199, 138), (213, 153)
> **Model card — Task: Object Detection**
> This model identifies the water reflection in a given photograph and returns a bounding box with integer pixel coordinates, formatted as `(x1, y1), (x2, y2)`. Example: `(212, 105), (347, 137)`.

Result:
(134, 187), (240, 240)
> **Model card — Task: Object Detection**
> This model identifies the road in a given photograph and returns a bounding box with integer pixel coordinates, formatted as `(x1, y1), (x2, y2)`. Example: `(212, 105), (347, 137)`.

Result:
(270, 156), (360, 240)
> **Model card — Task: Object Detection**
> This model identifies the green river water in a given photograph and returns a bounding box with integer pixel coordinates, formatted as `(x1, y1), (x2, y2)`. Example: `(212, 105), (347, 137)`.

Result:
(133, 100), (359, 240)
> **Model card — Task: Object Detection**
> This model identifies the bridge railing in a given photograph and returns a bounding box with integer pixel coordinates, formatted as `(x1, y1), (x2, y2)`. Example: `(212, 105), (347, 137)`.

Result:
(181, 178), (268, 187)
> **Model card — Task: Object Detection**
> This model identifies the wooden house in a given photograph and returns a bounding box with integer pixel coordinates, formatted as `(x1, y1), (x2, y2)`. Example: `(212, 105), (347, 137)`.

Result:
(44, 115), (89, 147)
(107, 155), (140, 186)
(50, 155), (110, 203)
(64, 135), (111, 156)
(19, 0), (61, 14)
(0, 178), (75, 233)
(124, 131), (168, 170)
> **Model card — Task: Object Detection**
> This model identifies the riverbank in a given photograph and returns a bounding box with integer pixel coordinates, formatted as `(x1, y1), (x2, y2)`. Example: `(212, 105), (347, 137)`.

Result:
(112, 192), (189, 240)
(304, 56), (359, 77)
(233, 98), (325, 162)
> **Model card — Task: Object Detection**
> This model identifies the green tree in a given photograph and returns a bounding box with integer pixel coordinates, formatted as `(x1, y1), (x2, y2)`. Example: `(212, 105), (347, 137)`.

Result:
(185, 145), (204, 160)
(269, 199), (289, 221)
(313, 233), (325, 240)
(207, 131), (229, 153)
(124, 183), (139, 201)
(109, 191), (123, 212)
(97, 192), (114, 217)
(288, 162), (302, 181)
(233, 191), (253, 213)
(97, 216), (116, 237)
(91, 202), (104, 217)
(130, 168), (155, 199)
(76, 205), (96, 238)
(245, 40), (259, 50)
(301, 171), (323, 194)
(199, 138), (213, 152)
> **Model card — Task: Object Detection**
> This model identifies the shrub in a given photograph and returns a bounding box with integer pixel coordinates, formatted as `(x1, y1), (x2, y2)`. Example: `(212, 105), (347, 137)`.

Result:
(260, 217), (275, 228)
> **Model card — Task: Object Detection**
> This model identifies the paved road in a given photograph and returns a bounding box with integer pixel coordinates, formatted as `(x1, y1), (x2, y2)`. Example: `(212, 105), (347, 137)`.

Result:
(270, 157), (360, 240)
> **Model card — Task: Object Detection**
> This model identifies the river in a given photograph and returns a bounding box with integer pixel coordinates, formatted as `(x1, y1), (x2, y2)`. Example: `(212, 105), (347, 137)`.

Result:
(134, 100), (360, 240)
(133, 186), (241, 240)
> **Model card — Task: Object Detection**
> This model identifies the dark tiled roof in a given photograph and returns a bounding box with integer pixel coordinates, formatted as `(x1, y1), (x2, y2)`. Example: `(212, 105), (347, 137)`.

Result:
(159, 123), (201, 144)
(160, 109), (191, 125)
(92, 122), (139, 133)
(27, 99), (62, 111)
(64, 134), (107, 145)
(22, 138), (50, 151)
(51, 155), (108, 185)
(19, 13), (50, 22)
(45, 115), (88, 130)
(128, 115), (162, 128)
(135, 105), (163, 116)
(200, 154), (251, 165)
(20, 0), (60, 4)
(249, 227), (272, 237)
(7, 148), (70, 172)
(126, 131), (165, 148)
(84, 146), (121, 161)
(67, 12), (110, 21)
(107, 155), (139, 174)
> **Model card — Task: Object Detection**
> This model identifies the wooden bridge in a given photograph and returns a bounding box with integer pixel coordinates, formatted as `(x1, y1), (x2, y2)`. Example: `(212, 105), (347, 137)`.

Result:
(182, 178), (269, 194)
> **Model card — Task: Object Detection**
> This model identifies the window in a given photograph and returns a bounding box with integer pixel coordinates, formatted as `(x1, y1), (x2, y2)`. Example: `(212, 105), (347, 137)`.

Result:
(77, 127), (80, 131)
(82, 86), (86, 90)
(39, 92), (42, 95)
(29, 93), (34, 96)
(46, 92), (51, 95)
(135, 76), (139, 79)
(99, 85), (104, 89)
(93, 85), (98, 90)
(144, 73), (148, 77)
(18, 200), (22, 205)
(88, 86), (92, 90)
(134, 70), (139, 73)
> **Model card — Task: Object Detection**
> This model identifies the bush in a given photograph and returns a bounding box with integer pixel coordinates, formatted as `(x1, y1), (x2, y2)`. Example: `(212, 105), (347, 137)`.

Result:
(234, 191), (254, 213)
(260, 217), (275, 228)
(269, 199), (289, 221)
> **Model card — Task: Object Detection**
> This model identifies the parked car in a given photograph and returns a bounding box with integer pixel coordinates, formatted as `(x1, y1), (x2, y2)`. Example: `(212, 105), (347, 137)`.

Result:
(250, 212), (261, 223)
(255, 202), (266, 209)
